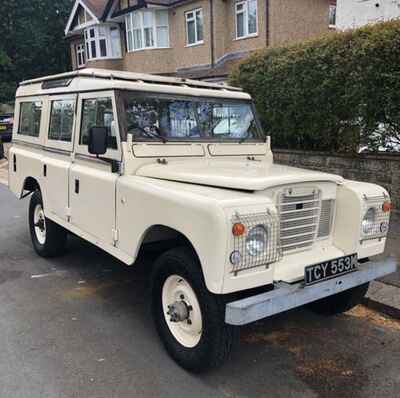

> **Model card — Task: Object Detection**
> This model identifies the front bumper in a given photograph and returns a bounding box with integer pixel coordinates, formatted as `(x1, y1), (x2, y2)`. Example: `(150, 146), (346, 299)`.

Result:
(225, 256), (396, 325)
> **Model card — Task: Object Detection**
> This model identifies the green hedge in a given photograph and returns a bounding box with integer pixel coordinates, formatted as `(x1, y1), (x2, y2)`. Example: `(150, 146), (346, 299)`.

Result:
(230, 20), (400, 153)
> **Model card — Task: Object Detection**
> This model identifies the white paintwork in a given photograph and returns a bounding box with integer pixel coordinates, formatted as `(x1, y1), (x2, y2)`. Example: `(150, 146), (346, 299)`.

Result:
(336, 0), (400, 30)
(8, 70), (390, 295)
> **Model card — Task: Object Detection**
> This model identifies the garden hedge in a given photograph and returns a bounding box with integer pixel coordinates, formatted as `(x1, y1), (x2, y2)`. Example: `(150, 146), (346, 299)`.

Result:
(230, 20), (400, 153)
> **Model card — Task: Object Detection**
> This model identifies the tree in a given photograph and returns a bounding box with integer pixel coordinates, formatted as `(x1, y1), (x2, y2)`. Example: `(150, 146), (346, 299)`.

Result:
(0, 0), (72, 104)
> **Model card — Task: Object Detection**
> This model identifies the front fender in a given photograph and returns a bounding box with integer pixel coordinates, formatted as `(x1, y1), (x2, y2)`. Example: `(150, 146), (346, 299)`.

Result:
(116, 176), (230, 294)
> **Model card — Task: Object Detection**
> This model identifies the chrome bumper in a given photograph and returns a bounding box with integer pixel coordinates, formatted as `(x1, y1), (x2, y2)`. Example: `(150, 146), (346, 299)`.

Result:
(225, 257), (397, 326)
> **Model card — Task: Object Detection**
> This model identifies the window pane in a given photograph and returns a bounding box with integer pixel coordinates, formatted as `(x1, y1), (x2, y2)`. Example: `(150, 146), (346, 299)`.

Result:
(237, 12), (244, 37)
(329, 5), (336, 25)
(125, 14), (132, 31)
(110, 28), (121, 57)
(186, 11), (194, 20)
(133, 29), (142, 49)
(127, 30), (133, 51)
(86, 43), (90, 59)
(80, 98), (117, 149)
(100, 39), (107, 57)
(132, 12), (140, 28)
(143, 11), (153, 27)
(156, 26), (168, 47)
(248, 0), (257, 34)
(49, 100), (74, 142)
(187, 20), (196, 44)
(89, 28), (95, 38)
(91, 41), (97, 58)
(196, 10), (203, 41)
(19, 102), (42, 137)
(156, 10), (168, 26)
(144, 27), (154, 47)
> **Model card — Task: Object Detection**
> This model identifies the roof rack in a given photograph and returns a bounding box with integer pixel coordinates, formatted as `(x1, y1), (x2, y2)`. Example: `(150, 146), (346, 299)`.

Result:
(20, 68), (243, 92)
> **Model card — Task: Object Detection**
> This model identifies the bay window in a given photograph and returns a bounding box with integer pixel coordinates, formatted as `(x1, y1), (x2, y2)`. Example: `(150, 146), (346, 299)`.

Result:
(125, 9), (170, 51)
(235, 0), (257, 39)
(84, 25), (122, 60)
(185, 9), (203, 46)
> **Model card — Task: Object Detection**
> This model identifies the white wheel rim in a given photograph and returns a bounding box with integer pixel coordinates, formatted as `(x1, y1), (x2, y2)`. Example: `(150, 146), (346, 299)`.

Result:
(33, 204), (46, 245)
(162, 275), (203, 348)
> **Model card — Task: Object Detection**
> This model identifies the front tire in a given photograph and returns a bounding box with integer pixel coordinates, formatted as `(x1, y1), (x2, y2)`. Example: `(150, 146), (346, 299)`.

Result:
(308, 283), (370, 316)
(151, 247), (238, 372)
(29, 190), (67, 257)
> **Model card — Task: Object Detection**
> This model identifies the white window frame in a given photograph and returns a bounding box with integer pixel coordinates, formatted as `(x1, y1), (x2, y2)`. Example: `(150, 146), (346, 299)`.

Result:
(76, 43), (86, 68)
(185, 8), (204, 46)
(125, 9), (170, 52)
(329, 4), (337, 28)
(235, 0), (258, 39)
(45, 94), (77, 152)
(84, 25), (122, 61)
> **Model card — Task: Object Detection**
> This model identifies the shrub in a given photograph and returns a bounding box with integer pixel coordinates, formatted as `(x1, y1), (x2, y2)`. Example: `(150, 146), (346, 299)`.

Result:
(230, 20), (400, 153)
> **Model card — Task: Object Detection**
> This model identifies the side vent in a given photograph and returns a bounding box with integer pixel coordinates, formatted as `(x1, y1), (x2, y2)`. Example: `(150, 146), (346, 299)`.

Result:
(318, 199), (334, 238)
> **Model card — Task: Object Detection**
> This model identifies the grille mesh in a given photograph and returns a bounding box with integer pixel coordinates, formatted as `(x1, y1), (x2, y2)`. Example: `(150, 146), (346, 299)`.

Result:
(231, 212), (282, 273)
(279, 190), (321, 253)
(318, 199), (334, 238)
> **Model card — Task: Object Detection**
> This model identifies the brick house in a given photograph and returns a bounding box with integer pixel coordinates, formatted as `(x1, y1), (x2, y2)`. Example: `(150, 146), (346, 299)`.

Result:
(65, 0), (337, 81)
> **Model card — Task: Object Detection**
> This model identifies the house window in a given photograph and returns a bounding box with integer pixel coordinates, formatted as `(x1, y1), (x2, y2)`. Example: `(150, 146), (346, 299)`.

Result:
(185, 9), (203, 46)
(76, 43), (86, 68)
(125, 10), (169, 51)
(84, 25), (122, 60)
(235, 0), (257, 39)
(329, 4), (337, 27)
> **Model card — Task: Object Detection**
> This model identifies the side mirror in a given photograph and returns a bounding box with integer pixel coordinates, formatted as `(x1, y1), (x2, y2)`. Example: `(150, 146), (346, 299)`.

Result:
(88, 126), (108, 156)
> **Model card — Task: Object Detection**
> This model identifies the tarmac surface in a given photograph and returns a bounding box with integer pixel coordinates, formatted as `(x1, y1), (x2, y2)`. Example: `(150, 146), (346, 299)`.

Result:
(0, 173), (400, 397)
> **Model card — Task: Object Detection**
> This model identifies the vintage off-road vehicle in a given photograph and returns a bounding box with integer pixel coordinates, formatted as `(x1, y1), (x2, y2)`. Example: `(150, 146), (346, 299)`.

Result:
(8, 69), (396, 371)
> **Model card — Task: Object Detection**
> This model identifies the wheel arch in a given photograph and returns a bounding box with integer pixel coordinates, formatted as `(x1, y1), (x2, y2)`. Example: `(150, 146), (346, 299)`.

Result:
(20, 176), (41, 198)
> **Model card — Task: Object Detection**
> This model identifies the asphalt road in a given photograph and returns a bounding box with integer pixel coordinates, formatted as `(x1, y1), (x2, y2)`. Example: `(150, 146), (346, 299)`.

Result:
(1, 184), (400, 398)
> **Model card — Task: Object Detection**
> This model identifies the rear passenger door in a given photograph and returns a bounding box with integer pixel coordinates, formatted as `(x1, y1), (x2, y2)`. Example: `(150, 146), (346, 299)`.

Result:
(42, 95), (76, 222)
(69, 91), (121, 246)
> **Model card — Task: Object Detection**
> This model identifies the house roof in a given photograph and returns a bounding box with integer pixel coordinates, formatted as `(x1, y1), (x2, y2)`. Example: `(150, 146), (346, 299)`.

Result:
(80, 0), (113, 20)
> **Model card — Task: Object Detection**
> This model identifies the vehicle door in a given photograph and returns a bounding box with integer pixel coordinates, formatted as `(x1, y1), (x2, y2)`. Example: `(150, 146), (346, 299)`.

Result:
(42, 95), (76, 222)
(69, 91), (121, 246)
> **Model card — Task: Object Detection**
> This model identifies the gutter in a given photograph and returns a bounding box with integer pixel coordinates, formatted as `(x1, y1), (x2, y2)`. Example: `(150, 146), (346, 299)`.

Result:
(210, 0), (215, 68)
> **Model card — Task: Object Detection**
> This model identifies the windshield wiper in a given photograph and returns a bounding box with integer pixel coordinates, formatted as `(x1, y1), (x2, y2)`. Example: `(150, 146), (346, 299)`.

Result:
(145, 129), (168, 143)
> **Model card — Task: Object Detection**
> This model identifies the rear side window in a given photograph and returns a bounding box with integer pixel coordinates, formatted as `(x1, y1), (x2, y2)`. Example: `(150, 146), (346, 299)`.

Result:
(80, 97), (117, 149)
(48, 99), (75, 142)
(19, 101), (42, 137)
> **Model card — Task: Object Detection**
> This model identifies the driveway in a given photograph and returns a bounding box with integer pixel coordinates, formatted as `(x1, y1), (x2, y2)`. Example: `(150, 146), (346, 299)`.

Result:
(0, 180), (400, 397)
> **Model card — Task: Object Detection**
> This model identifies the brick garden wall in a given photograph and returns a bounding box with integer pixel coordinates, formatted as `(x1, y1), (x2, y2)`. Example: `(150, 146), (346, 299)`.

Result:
(273, 149), (400, 210)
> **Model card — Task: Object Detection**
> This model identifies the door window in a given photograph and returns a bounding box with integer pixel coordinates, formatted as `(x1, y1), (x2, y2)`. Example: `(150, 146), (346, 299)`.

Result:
(80, 97), (117, 149)
(18, 101), (42, 137)
(48, 99), (75, 142)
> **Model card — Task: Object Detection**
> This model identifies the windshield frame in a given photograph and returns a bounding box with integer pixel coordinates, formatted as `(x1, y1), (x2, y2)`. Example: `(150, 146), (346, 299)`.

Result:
(116, 89), (266, 143)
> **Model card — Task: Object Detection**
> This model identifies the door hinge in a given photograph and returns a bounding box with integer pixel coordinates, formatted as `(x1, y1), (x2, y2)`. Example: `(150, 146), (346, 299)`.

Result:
(112, 229), (119, 245)
(66, 207), (71, 222)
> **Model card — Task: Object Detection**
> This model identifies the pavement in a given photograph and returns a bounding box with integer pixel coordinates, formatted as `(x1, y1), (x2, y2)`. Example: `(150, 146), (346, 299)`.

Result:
(0, 144), (400, 397)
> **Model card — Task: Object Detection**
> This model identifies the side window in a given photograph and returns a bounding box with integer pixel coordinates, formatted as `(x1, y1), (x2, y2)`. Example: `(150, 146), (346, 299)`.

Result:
(19, 101), (42, 137)
(80, 97), (117, 149)
(48, 99), (75, 142)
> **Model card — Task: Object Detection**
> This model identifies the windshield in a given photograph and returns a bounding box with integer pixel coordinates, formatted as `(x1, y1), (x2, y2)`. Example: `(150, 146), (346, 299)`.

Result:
(120, 92), (263, 141)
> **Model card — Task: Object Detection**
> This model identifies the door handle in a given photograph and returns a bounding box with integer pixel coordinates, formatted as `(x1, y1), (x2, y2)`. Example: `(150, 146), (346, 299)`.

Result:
(43, 164), (47, 177)
(75, 179), (79, 194)
(13, 154), (16, 172)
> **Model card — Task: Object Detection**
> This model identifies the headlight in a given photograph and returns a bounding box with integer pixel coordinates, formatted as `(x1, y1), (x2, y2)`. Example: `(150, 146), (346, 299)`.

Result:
(246, 225), (268, 256)
(362, 207), (376, 234)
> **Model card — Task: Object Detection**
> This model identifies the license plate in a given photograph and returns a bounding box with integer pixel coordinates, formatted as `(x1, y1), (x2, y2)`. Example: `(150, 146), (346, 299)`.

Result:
(0, 125), (6, 130)
(304, 254), (358, 286)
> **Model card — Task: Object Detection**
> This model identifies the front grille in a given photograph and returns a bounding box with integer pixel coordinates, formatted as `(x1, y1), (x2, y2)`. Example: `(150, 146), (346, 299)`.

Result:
(279, 189), (321, 253)
(231, 212), (282, 273)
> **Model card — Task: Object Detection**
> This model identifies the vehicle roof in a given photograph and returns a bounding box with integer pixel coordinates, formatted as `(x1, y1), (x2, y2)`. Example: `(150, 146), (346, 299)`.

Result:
(17, 68), (251, 101)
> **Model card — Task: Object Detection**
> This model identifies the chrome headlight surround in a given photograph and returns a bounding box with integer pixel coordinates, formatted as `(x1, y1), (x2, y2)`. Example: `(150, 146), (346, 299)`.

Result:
(361, 195), (391, 240)
(230, 211), (282, 274)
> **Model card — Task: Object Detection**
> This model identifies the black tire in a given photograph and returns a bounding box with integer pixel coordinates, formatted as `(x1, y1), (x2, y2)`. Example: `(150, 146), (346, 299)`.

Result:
(29, 190), (67, 257)
(151, 246), (239, 372)
(308, 283), (370, 316)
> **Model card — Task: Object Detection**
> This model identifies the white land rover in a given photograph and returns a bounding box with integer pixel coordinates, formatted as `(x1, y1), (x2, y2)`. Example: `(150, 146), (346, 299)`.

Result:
(8, 69), (396, 372)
